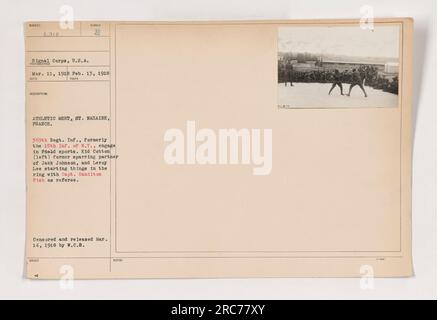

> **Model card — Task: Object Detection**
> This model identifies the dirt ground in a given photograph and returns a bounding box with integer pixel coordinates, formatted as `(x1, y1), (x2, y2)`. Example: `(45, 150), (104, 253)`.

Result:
(278, 82), (399, 108)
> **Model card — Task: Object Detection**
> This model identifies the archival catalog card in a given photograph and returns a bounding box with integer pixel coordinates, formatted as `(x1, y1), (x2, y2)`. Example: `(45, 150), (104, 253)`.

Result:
(25, 18), (414, 279)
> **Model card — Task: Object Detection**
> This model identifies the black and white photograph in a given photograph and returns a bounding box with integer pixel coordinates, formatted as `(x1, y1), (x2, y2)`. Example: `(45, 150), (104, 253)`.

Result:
(278, 24), (401, 108)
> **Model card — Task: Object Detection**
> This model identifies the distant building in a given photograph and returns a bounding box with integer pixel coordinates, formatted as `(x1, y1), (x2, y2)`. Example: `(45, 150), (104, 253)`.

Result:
(321, 60), (385, 72)
(384, 62), (399, 73)
(291, 60), (319, 71)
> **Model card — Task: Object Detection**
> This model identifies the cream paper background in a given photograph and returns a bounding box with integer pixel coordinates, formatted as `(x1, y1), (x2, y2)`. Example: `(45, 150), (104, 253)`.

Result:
(24, 19), (412, 279)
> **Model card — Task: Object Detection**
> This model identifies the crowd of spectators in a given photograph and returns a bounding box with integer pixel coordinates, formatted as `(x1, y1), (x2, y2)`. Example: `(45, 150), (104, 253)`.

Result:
(278, 62), (399, 95)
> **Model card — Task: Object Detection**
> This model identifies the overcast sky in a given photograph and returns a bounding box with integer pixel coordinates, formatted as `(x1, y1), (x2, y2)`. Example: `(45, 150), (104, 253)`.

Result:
(278, 25), (400, 59)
